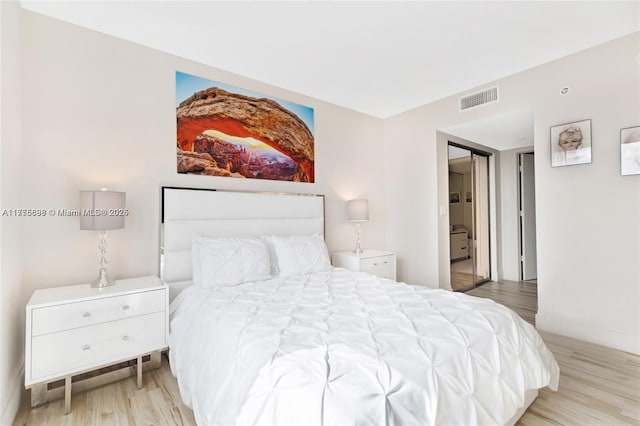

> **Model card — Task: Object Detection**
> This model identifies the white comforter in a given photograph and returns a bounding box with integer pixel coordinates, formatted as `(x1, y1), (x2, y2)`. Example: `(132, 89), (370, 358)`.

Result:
(170, 268), (559, 426)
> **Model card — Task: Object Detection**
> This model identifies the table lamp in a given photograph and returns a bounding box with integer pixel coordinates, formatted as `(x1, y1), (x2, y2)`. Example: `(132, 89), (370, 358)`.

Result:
(80, 189), (125, 288)
(347, 199), (369, 255)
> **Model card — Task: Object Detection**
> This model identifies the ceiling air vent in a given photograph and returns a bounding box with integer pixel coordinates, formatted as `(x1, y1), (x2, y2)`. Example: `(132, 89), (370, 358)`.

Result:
(459, 86), (499, 111)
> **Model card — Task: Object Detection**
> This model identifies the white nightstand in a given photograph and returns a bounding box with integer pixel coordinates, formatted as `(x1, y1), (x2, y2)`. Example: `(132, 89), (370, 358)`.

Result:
(450, 230), (469, 260)
(25, 275), (168, 413)
(331, 250), (397, 280)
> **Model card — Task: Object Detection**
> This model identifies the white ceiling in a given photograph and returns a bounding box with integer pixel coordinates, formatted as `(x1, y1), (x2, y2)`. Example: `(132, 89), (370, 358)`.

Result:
(19, 1), (640, 150)
(444, 106), (534, 151)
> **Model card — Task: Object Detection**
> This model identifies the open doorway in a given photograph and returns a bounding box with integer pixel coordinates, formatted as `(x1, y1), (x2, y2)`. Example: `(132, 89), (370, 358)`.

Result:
(442, 106), (534, 287)
(448, 143), (491, 291)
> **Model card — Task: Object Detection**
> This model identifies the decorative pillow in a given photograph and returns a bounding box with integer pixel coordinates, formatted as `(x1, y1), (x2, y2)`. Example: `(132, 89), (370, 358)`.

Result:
(271, 233), (331, 277)
(191, 235), (271, 287)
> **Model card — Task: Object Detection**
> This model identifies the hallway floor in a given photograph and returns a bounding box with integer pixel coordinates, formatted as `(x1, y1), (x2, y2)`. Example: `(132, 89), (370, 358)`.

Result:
(466, 279), (537, 325)
(450, 258), (490, 292)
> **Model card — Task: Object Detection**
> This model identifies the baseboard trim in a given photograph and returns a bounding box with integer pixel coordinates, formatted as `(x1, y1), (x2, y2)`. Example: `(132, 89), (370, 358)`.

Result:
(536, 311), (640, 355)
(1, 361), (24, 426)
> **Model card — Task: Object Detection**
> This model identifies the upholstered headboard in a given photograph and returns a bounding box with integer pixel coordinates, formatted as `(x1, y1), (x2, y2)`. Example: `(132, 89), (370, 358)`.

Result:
(160, 187), (325, 300)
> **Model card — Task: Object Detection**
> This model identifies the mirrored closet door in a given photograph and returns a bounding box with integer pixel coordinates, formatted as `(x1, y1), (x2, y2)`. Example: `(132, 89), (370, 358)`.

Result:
(448, 143), (491, 291)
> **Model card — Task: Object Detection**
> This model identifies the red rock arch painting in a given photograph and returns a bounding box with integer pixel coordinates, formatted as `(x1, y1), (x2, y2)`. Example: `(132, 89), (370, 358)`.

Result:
(176, 71), (315, 182)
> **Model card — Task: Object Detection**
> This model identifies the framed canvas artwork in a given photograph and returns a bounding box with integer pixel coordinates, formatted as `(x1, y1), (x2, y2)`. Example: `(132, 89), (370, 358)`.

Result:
(176, 71), (315, 182)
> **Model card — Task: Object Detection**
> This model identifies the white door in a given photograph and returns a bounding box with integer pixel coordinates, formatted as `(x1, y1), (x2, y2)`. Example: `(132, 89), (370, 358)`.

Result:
(519, 153), (537, 280)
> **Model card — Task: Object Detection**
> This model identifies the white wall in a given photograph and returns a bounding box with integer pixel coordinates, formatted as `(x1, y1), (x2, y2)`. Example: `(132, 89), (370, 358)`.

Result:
(17, 10), (386, 292)
(1, 10), (387, 421)
(382, 109), (438, 286)
(0, 2), (25, 424)
(531, 34), (639, 354)
(385, 33), (640, 354)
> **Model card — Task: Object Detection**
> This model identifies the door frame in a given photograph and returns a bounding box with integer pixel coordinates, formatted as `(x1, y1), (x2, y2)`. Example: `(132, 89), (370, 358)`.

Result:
(518, 151), (537, 281)
(448, 142), (493, 289)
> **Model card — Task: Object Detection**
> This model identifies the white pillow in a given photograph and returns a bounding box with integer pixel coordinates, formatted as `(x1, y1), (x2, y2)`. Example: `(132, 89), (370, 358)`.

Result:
(271, 233), (331, 277)
(191, 235), (271, 287)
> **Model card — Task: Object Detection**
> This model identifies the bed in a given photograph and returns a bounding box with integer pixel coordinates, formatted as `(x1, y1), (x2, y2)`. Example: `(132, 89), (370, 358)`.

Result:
(162, 187), (559, 426)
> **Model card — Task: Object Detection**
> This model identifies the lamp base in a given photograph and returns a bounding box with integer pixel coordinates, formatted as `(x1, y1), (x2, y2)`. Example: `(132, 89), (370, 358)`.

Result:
(91, 267), (115, 288)
(352, 223), (364, 256)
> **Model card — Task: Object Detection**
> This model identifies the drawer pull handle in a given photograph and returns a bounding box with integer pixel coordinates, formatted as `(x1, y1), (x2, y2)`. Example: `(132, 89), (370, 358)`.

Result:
(122, 305), (131, 311)
(122, 335), (130, 341)
(373, 263), (378, 266)
(81, 345), (91, 351)
(82, 312), (91, 318)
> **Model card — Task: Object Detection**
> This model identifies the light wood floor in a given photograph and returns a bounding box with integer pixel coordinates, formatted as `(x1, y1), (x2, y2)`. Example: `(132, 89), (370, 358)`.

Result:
(450, 258), (474, 291)
(13, 356), (196, 426)
(450, 258), (493, 292)
(14, 280), (640, 425)
(450, 270), (474, 291)
(468, 280), (639, 425)
(466, 279), (538, 325)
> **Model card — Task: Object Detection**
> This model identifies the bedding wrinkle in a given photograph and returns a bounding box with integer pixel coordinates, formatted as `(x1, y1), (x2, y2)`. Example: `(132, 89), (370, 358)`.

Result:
(354, 275), (437, 425)
(320, 270), (335, 424)
(319, 344), (329, 426)
(170, 269), (559, 426)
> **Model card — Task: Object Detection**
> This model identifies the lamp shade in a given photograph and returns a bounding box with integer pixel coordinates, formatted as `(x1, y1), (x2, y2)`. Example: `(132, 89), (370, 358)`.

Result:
(79, 190), (126, 230)
(347, 199), (369, 222)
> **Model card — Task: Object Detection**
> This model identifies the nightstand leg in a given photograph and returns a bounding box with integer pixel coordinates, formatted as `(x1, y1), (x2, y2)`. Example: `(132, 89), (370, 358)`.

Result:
(136, 356), (143, 389)
(64, 376), (71, 414)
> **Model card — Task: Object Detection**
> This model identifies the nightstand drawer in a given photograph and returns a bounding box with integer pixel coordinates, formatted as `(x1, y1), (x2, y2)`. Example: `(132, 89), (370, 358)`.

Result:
(450, 232), (467, 244)
(31, 289), (166, 336)
(360, 256), (394, 279)
(31, 311), (166, 381)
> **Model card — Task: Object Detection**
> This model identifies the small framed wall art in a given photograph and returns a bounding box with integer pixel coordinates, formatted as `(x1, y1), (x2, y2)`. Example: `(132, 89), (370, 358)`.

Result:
(449, 192), (461, 204)
(550, 119), (592, 167)
(620, 126), (640, 176)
